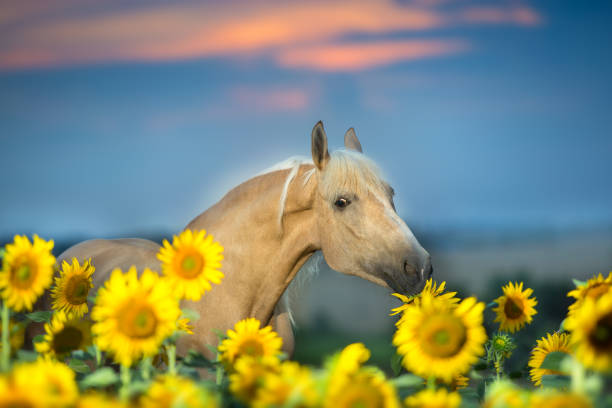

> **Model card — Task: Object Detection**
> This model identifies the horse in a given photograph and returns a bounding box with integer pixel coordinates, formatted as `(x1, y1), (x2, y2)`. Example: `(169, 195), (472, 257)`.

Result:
(51, 121), (433, 359)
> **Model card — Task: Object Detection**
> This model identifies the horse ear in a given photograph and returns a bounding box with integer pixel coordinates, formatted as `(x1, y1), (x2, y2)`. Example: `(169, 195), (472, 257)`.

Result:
(311, 121), (330, 170)
(344, 128), (363, 152)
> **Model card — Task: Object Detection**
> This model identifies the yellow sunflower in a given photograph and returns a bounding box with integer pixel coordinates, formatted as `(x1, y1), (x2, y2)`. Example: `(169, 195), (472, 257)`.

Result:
(492, 281), (538, 333)
(91, 267), (181, 367)
(253, 361), (319, 408)
(0, 234), (55, 311)
(405, 388), (461, 408)
(35, 310), (93, 359)
(229, 355), (280, 403)
(157, 229), (224, 301)
(177, 317), (194, 335)
(483, 380), (529, 408)
(0, 318), (24, 355)
(218, 318), (283, 369)
(564, 291), (612, 372)
(12, 357), (79, 407)
(324, 366), (399, 408)
(51, 257), (94, 318)
(76, 392), (126, 408)
(324, 342), (371, 399)
(390, 278), (458, 319)
(393, 293), (487, 383)
(528, 332), (572, 386)
(141, 374), (218, 408)
(567, 272), (612, 316)
(528, 390), (592, 408)
(0, 375), (41, 408)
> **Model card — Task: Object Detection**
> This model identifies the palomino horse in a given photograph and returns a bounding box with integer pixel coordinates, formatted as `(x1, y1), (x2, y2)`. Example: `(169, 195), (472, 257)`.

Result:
(55, 122), (432, 358)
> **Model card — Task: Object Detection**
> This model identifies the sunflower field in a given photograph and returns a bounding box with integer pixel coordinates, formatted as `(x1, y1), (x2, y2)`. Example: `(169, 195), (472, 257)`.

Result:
(0, 232), (611, 407)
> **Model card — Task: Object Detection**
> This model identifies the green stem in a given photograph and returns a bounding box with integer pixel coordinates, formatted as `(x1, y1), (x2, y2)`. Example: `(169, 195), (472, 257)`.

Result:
(427, 376), (436, 391)
(216, 353), (223, 386)
(120, 364), (131, 401)
(95, 346), (102, 368)
(167, 344), (176, 376)
(1, 302), (10, 372)
(571, 356), (585, 394)
(141, 357), (152, 381)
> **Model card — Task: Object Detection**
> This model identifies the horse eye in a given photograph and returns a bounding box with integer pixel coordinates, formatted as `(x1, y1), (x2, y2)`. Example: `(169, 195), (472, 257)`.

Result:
(334, 197), (351, 209)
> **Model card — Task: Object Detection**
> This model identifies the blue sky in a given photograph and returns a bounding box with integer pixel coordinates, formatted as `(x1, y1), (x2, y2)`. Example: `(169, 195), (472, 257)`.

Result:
(1, 0), (611, 239)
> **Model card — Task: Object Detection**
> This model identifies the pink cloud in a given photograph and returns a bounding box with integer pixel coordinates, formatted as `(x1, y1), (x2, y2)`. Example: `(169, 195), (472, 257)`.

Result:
(0, 0), (541, 70)
(276, 40), (468, 72)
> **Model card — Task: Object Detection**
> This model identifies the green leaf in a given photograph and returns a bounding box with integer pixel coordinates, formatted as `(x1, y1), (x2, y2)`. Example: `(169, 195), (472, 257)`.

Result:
(182, 350), (215, 369)
(212, 328), (226, 341)
(540, 351), (570, 372)
(25, 311), (52, 323)
(72, 349), (94, 360)
(16, 350), (38, 362)
(391, 374), (423, 388)
(486, 301), (497, 309)
(390, 352), (403, 376)
(32, 334), (45, 344)
(205, 344), (219, 357)
(458, 389), (481, 408)
(0, 248), (5, 258)
(68, 358), (91, 374)
(80, 367), (119, 388)
(572, 279), (586, 288)
(180, 308), (200, 322)
(541, 374), (570, 389)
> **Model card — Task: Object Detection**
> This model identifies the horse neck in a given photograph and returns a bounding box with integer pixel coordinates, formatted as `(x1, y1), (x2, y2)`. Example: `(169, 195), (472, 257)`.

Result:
(185, 164), (319, 324)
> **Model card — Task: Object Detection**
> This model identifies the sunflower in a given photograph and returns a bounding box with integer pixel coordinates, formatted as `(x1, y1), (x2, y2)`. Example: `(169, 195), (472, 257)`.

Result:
(76, 392), (125, 408)
(35, 310), (93, 359)
(324, 367), (399, 408)
(141, 374), (218, 408)
(567, 272), (612, 316)
(0, 318), (25, 354)
(564, 291), (612, 372)
(528, 332), (572, 386)
(390, 278), (458, 319)
(528, 390), (592, 408)
(492, 281), (538, 333)
(229, 355), (281, 403)
(405, 388), (461, 408)
(91, 267), (181, 367)
(393, 293), (487, 383)
(0, 234), (55, 311)
(483, 380), (528, 408)
(0, 375), (41, 408)
(51, 257), (94, 318)
(12, 357), (79, 407)
(177, 317), (194, 335)
(157, 229), (224, 301)
(324, 342), (371, 399)
(253, 361), (319, 408)
(218, 318), (283, 370)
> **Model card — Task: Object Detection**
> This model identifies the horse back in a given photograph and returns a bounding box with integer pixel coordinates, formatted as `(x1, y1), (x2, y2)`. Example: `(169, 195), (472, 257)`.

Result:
(57, 238), (162, 290)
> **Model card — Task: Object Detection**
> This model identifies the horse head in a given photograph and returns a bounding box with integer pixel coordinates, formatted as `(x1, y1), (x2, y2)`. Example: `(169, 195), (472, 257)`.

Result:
(310, 121), (432, 296)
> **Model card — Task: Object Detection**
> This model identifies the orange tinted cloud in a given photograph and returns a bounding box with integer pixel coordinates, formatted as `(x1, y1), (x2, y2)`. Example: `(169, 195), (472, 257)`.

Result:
(0, 0), (540, 70)
(277, 40), (468, 71)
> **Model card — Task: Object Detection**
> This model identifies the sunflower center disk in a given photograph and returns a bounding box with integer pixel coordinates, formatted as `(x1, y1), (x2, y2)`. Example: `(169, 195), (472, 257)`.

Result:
(590, 312), (612, 352)
(118, 302), (158, 339)
(52, 326), (84, 354)
(504, 297), (524, 319)
(11, 260), (36, 288)
(178, 252), (204, 279)
(65, 277), (90, 305)
(238, 339), (265, 357)
(421, 315), (467, 358)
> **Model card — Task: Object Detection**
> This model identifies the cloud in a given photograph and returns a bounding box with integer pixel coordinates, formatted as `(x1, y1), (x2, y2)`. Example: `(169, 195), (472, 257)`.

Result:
(0, 0), (540, 70)
(276, 39), (468, 71)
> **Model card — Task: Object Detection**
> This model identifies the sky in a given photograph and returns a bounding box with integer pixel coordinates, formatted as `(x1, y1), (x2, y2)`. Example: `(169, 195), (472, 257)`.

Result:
(1, 0), (611, 240)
